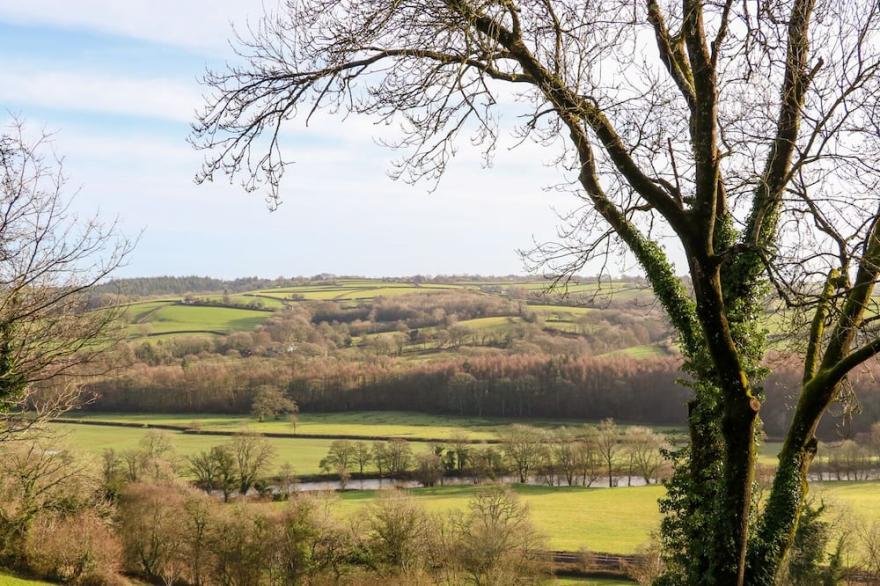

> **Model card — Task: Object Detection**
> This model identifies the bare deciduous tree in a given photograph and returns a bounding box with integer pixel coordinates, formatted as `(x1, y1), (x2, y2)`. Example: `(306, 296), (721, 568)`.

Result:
(499, 424), (546, 483)
(191, 1), (880, 582)
(231, 432), (276, 496)
(0, 123), (131, 440)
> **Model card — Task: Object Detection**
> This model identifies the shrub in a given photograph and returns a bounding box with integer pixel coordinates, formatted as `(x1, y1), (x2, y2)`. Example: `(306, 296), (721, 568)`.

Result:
(24, 511), (123, 584)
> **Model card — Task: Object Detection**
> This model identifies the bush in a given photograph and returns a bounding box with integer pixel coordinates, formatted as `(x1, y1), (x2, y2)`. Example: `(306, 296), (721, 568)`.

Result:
(24, 511), (123, 584)
(451, 486), (544, 585)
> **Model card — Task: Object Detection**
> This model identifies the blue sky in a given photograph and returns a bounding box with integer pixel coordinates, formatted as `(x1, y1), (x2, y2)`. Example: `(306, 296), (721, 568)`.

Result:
(0, 1), (618, 279)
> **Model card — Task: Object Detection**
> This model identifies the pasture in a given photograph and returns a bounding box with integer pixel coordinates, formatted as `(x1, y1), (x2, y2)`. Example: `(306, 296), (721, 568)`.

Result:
(123, 301), (270, 337)
(334, 484), (665, 553)
(548, 578), (633, 586)
(331, 480), (880, 554)
(59, 411), (685, 441)
(547, 578), (633, 586)
(0, 572), (53, 585)
(50, 422), (431, 475)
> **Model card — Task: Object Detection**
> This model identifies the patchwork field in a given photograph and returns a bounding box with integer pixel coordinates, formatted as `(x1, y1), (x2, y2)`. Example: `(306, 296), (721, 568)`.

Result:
(114, 277), (674, 358)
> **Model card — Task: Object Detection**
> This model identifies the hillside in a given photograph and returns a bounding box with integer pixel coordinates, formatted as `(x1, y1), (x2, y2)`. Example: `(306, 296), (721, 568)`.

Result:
(117, 276), (671, 358)
(81, 275), (880, 438)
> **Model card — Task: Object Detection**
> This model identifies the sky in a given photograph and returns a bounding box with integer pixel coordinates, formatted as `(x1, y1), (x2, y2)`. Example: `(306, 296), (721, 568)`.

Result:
(0, 1), (612, 279)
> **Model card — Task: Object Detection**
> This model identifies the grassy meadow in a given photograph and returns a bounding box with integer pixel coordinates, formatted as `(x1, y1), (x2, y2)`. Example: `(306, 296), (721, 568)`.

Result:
(333, 484), (665, 553)
(51, 422), (432, 476)
(0, 573), (53, 585)
(324, 480), (880, 554)
(58, 411), (686, 441)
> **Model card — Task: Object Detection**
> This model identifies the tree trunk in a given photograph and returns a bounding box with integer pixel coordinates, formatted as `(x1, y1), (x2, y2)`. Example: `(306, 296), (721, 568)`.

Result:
(691, 264), (759, 586)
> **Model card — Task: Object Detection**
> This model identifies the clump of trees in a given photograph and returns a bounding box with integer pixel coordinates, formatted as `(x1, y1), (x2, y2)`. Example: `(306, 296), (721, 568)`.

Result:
(0, 433), (547, 585)
(187, 433), (276, 501)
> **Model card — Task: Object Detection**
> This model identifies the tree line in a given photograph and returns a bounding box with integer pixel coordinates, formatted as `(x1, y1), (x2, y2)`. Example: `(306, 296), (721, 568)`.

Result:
(314, 420), (670, 490)
(84, 348), (880, 439)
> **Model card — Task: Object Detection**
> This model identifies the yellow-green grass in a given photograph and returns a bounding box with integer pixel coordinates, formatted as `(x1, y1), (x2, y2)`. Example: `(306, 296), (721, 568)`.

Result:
(547, 578), (633, 586)
(757, 440), (872, 467)
(333, 286), (454, 300)
(335, 484), (665, 553)
(254, 282), (457, 302)
(408, 316), (523, 340)
(50, 422), (430, 475)
(334, 481), (880, 554)
(813, 482), (880, 520)
(457, 316), (523, 331)
(527, 304), (593, 316)
(511, 281), (650, 297)
(130, 304), (270, 335)
(59, 411), (617, 441)
(122, 299), (178, 322)
(130, 332), (221, 345)
(202, 294), (286, 309)
(255, 288), (348, 300)
(758, 441), (783, 466)
(0, 571), (54, 585)
(602, 344), (669, 359)
(542, 321), (584, 333)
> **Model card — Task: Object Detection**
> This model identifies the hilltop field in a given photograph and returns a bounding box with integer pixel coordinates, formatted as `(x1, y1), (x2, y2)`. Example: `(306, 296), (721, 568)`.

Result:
(115, 277), (667, 356)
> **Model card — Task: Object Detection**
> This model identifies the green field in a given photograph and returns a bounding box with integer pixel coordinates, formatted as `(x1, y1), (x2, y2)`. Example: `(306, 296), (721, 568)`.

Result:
(51, 422), (432, 475)
(527, 304), (593, 316)
(255, 281), (463, 301)
(548, 578), (633, 586)
(329, 480), (880, 554)
(202, 293), (287, 309)
(813, 481), (880, 521)
(60, 411), (683, 442)
(334, 484), (665, 553)
(602, 344), (669, 359)
(0, 572), (53, 585)
(124, 301), (271, 337)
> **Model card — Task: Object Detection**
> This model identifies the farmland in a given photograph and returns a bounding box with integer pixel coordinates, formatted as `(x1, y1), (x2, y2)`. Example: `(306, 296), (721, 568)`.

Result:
(49, 422), (434, 476)
(59, 411), (684, 441)
(332, 484), (665, 553)
(0, 572), (53, 585)
(115, 277), (671, 358)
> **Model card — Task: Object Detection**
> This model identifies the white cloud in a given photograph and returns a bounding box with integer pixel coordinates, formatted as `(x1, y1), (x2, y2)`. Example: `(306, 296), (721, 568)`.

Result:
(0, 0), (268, 52)
(0, 66), (201, 122)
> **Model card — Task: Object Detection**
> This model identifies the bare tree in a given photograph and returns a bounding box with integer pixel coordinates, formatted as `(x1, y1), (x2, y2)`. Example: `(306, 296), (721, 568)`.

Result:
(192, 1), (880, 582)
(625, 426), (667, 485)
(231, 433), (276, 496)
(499, 424), (546, 484)
(0, 123), (131, 440)
(595, 419), (619, 488)
(353, 440), (373, 476)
